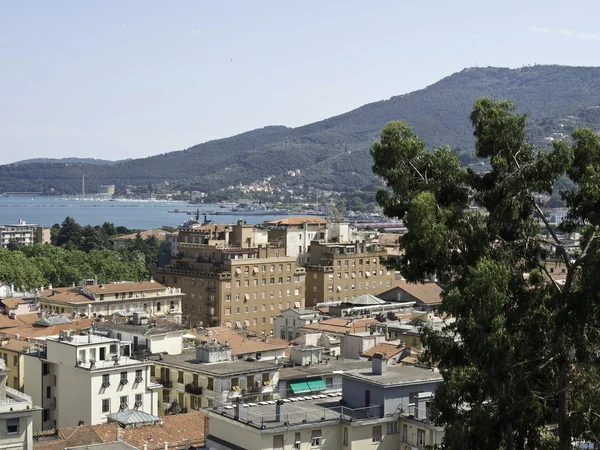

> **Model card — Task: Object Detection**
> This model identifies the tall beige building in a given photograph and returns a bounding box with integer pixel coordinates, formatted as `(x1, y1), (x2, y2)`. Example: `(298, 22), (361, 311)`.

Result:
(157, 222), (306, 335)
(305, 241), (394, 307)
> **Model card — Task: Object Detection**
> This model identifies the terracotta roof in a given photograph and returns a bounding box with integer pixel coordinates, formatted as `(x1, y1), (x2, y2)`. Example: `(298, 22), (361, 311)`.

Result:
(1, 297), (26, 309)
(0, 337), (30, 352)
(300, 317), (378, 335)
(197, 326), (289, 355)
(361, 343), (405, 359)
(265, 216), (327, 226)
(396, 280), (443, 305)
(0, 312), (40, 329)
(86, 281), (166, 295)
(33, 425), (104, 450)
(92, 411), (206, 449)
(378, 233), (401, 246)
(113, 229), (169, 241)
(0, 318), (94, 340)
(39, 287), (91, 304)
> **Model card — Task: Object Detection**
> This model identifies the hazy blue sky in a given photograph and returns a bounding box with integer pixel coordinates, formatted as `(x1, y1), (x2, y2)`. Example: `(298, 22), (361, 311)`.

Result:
(1, 1), (599, 164)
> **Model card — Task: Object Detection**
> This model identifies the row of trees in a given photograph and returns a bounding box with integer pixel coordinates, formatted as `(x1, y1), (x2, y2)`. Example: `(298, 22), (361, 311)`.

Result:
(372, 98), (600, 449)
(2, 217), (162, 290)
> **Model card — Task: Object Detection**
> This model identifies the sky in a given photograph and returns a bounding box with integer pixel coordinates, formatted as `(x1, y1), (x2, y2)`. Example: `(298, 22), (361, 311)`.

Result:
(1, 0), (600, 165)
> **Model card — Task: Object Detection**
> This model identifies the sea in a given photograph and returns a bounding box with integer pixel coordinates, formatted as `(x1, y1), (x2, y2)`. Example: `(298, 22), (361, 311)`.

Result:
(0, 197), (285, 229)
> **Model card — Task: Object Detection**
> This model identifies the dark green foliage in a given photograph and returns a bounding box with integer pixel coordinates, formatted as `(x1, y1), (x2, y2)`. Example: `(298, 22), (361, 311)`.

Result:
(4, 66), (600, 194)
(372, 98), (600, 449)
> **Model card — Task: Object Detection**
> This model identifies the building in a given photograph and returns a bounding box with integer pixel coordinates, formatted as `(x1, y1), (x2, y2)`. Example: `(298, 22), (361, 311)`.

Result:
(305, 241), (394, 307)
(150, 343), (280, 413)
(23, 332), (160, 431)
(0, 220), (49, 248)
(0, 359), (37, 450)
(264, 217), (328, 263)
(158, 221), (306, 335)
(95, 319), (184, 356)
(274, 308), (327, 341)
(378, 281), (444, 311)
(299, 317), (379, 338)
(38, 280), (184, 322)
(206, 357), (444, 450)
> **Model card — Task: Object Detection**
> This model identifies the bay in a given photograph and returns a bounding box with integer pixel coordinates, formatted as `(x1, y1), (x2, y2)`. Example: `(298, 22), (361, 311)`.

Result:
(0, 197), (284, 229)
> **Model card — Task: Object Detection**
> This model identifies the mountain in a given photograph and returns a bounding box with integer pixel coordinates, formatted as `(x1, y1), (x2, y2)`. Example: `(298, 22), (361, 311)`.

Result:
(10, 157), (117, 166)
(2, 65), (600, 195)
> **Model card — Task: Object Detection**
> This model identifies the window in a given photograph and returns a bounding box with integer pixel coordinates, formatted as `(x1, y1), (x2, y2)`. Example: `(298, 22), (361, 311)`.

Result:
(402, 424), (408, 441)
(270, 277), (275, 284)
(102, 398), (110, 413)
(13, 355), (17, 366)
(46, 386), (51, 399)
(253, 305), (258, 312)
(178, 371), (184, 383)
(43, 362), (49, 375)
(102, 374), (110, 387)
(417, 429), (425, 446)
(295, 431), (301, 449)
(372, 425), (382, 443)
(207, 377), (214, 390)
(43, 409), (50, 421)
(120, 395), (128, 410)
(156, 302), (161, 312)
(236, 306), (240, 314)
(226, 294), (231, 302)
(225, 307), (231, 315)
(273, 435), (284, 450)
(343, 427), (349, 446)
(135, 393), (142, 407)
(6, 418), (19, 434)
(325, 377), (333, 388)
(387, 421), (399, 434)
(311, 429), (322, 447)
(120, 371), (128, 385)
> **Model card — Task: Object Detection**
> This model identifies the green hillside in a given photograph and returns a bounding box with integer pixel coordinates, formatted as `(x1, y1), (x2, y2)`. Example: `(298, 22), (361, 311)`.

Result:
(2, 65), (600, 195)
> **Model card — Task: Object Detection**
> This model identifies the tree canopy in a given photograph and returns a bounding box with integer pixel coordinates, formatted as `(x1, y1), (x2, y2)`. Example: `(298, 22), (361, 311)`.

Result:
(372, 98), (600, 449)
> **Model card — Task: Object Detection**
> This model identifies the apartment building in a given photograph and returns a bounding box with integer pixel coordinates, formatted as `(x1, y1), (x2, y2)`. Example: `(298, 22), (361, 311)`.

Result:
(0, 219), (49, 248)
(305, 241), (394, 307)
(38, 280), (184, 321)
(274, 308), (326, 341)
(158, 221), (306, 335)
(151, 341), (279, 413)
(0, 359), (36, 450)
(206, 356), (444, 450)
(23, 332), (160, 431)
(264, 217), (328, 263)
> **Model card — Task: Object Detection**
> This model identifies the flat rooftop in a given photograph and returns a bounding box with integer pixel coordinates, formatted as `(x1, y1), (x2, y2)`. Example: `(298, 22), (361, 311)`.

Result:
(154, 351), (278, 376)
(279, 358), (371, 381)
(343, 364), (442, 386)
(48, 334), (118, 346)
(212, 394), (382, 430)
(97, 322), (183, 337)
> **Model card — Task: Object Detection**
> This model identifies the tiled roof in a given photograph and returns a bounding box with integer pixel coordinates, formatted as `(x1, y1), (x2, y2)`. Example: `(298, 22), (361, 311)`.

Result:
(0, 312), (40, 329)
(396, 280), (443, 305)
(33, 425), (103, 450)
(1, 297), (26, 309)
(85, 281), (166, 295)
(189, 326), (288, 356)
(39, 287), (91, 304)
(361, 343), (405, 359)
(0, 318), (94, 341)
(92, 411), (206, 449)
(265, 216), (327, 226)
(300, 317), (378, 335)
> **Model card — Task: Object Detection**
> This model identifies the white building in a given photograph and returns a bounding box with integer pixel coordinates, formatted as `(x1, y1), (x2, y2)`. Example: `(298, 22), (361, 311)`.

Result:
(0, 359), (36, 450)
(97, 318), (184, 355)
(274, 308), (326, 341)
(0, 220), (49, 249)
(23, 332), (160, 431)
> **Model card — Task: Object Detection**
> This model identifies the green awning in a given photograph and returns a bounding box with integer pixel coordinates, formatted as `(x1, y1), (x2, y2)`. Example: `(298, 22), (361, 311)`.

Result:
(306, 378), (327, 392)
(290, 381), (311, 394)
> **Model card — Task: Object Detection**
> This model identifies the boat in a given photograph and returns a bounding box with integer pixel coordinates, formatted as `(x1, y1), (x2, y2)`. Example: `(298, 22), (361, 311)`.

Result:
(230, 205), (289, 216)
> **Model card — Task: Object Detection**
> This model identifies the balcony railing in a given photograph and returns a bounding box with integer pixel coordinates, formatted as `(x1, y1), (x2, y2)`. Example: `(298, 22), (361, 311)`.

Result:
(185, 383), (203, 395)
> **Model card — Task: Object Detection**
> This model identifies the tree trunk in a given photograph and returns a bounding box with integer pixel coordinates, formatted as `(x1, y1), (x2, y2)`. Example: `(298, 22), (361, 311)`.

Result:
(558, 356), (571, 450)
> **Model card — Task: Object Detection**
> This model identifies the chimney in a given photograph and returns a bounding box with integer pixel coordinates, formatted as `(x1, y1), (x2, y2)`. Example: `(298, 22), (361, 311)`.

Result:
(275, 399), (284, 422)
(164, 443), (168, 450)
(234, 396), (243, 421)
(372, 352), (387, 375)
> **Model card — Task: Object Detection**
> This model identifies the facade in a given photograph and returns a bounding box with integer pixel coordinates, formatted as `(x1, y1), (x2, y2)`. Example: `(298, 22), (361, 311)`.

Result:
(23, 332), (160, 431)
(96, 320), (184, 355)
(305, 241), (394, 307)
(206, 357), (444, 450)
(0, 219), (49, 248)
(151, 343), (279, 413)
(38, 280), (184, 322)
(264, 217), (328, 263)
(158, 221), (306, 335)
(274, 308), (326, 341)
(0, 359), (37, 450)
(0, 337), (29, 391)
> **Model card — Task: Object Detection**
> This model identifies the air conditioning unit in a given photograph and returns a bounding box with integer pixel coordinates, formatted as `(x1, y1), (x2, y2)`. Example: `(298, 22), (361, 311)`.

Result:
(134, 400), (143, 408)
(120, 403), (128, 411)
(134, 376), (143, 383)
(120, 379), (128, 385)
(102, 381), (110, 388)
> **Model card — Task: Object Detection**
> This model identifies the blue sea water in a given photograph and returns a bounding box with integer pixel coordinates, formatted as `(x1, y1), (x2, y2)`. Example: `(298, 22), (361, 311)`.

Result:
(0, 197), (282, 229)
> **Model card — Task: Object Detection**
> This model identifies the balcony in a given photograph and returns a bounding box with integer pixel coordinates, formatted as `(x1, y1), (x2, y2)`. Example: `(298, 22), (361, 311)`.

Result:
(160, 380), (173, 388)
(185, 383), (203, 395)
(206, 298), (216, 306)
